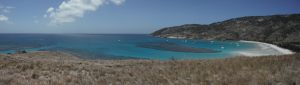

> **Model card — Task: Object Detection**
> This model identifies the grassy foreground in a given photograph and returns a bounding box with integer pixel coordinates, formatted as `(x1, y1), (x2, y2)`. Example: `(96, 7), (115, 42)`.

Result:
(0, 51), (299, 85)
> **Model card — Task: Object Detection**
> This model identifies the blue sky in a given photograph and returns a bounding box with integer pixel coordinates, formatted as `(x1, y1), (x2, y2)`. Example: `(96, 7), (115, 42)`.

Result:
(0, 0), (300, 34)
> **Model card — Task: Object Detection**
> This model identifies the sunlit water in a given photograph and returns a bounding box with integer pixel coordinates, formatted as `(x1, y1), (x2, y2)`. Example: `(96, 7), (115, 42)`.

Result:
(0, 34), (257, 60)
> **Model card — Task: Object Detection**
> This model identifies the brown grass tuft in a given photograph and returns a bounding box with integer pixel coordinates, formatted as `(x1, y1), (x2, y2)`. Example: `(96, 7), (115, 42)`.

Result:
(0, 52), (300, 85)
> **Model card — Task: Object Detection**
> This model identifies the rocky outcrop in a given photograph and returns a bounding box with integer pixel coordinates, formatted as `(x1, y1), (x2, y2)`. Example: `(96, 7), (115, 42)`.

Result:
(152, 14), (300, 52)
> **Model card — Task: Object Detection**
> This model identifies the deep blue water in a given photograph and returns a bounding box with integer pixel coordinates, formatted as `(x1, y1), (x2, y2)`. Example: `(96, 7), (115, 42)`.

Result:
(0, 34), (256, 60)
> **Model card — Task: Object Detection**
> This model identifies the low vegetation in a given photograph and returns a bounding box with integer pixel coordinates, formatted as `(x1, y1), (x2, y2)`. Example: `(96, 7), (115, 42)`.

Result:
(0, 51), (299, 85)
(152, 14), (300, 52)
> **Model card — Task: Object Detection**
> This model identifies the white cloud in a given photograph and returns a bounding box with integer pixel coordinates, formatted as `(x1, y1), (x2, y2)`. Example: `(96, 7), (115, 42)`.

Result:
(45, 0), (125, 24)
(0, 6), (14, 13)
(47, 7), (54, 13)
(0, 5), (14, 22)
(0, 15), (8, 22)
(110, 0), (125, 5)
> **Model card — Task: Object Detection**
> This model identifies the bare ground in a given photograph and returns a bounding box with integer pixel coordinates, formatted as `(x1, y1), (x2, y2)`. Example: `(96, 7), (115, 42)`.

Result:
(0, 51), (299, 85)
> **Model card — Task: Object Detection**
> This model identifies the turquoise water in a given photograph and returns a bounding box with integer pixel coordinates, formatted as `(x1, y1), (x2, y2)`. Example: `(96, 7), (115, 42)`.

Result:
(0, 34), (255, 60)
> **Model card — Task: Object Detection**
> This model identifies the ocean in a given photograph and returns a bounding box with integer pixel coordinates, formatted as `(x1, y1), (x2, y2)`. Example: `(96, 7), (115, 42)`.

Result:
(0, 34), (262, 60)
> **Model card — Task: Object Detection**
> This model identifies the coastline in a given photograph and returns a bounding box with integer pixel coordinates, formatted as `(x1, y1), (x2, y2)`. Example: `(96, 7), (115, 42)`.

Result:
(157, 36), (296, 57)
(234, 40), (295, 57)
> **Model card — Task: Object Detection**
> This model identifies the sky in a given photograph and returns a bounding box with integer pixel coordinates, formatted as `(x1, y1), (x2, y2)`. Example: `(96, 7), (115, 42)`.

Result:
(0, 0), (300, 34)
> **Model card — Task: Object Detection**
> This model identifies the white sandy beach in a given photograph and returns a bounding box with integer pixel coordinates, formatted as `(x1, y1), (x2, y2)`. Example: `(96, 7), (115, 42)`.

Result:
(234, 40), (295, 57)
(167, 36), (186, 39)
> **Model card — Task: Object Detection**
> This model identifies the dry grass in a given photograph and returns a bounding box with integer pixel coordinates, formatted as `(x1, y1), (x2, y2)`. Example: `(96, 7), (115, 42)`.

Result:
(0, 51), (300, 85)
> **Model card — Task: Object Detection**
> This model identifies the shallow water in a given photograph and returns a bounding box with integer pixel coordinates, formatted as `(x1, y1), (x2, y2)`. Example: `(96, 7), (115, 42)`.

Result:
(0, 34), (256, 60)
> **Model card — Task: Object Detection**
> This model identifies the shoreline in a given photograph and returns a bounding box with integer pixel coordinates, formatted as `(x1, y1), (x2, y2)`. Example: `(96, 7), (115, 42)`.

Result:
(159, 36), (296, 57)
(234, 40), (295, 57)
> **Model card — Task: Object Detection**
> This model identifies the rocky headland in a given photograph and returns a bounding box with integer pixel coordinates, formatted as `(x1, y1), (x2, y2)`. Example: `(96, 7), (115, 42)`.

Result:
(152, 14), (300, 52)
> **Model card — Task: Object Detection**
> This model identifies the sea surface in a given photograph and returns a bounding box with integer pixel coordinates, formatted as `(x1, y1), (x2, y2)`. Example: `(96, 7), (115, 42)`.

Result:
(0, 34), (258, 60)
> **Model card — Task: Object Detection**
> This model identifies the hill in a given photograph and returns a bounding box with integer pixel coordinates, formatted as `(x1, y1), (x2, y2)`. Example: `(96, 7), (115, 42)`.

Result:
(152, 14), (300, 52)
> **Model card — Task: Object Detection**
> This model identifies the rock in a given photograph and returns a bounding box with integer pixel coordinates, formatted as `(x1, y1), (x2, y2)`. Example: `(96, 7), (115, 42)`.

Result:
(152, 14), (300, 52)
